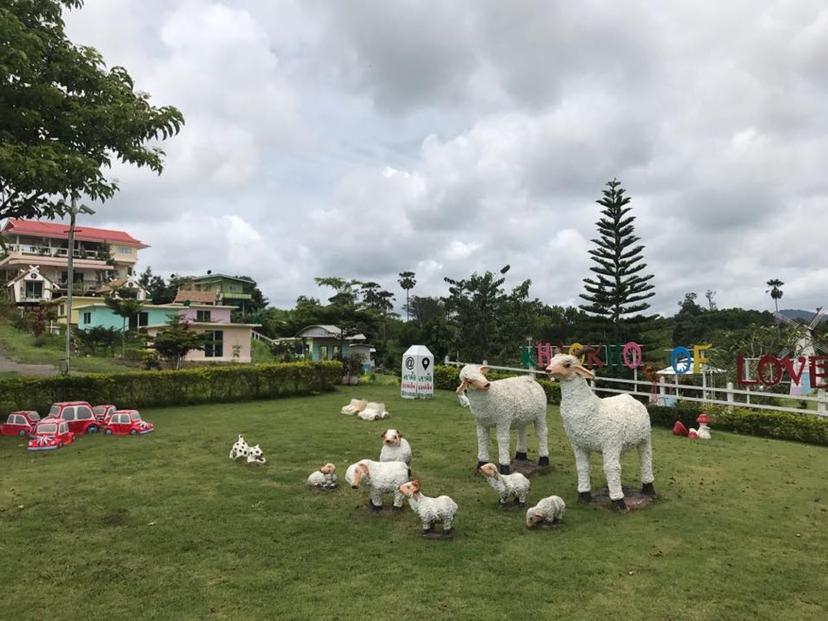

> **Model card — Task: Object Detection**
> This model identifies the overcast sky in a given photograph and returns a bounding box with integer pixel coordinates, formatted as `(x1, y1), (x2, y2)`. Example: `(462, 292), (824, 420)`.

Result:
(63, 0), (827, 315)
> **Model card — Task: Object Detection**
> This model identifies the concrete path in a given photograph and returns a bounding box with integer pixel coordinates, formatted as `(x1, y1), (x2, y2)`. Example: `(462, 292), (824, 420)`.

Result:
(0, 351), (58, 376)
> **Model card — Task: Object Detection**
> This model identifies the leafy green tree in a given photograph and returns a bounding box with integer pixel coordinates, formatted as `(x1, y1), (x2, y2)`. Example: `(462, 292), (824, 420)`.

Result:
(138, 266), (167, 302)
(397, 271), (416, 321)
(579, 179), (655, 338)
(0, 0), (184, 221)
(104, 294), (144, 357)
(765, 279), (784, 312)
(314, 277), (361, 307)
(152, 315), (205, 370)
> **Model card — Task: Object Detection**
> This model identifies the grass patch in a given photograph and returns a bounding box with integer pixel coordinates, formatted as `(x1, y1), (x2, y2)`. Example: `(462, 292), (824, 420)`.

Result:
(0, 320), (136, 374)
(1, 385), (827, 619)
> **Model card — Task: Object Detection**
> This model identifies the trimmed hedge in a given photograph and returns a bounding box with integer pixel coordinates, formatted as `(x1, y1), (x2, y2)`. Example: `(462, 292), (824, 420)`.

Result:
(0, 361), (343, 413)
(433, 364), (561, 405)
(647, 402), (828, 447)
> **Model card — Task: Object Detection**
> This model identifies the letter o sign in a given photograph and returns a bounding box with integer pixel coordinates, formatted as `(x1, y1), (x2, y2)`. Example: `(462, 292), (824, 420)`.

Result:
(757, 354), (783, 386)
(622, 342), (642, 369)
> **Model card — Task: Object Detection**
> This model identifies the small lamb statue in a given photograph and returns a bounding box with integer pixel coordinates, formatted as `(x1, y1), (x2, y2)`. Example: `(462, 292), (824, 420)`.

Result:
(345, 459), (409, 511)
(525, 495), (566, 529)
(341, 399), (368, 416)
(307, 463), (337, 489)
(229, 435), (249, 460)
(246, 444), (266, 464)
(379, 429), (412, 465)
(478, 462), (530, 506)
(399, 480), (458, 538)
(546, 353), (655, 512)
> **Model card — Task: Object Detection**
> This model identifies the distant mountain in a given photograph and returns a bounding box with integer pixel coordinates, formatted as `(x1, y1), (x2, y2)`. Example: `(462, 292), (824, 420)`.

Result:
(778, 309), (826, 323)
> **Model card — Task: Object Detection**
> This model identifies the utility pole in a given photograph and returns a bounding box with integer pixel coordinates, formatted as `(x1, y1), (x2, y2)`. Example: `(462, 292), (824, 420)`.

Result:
(63, 197), (96, 375)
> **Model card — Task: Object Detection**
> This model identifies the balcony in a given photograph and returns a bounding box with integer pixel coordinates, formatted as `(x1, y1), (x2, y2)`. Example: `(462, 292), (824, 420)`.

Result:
(6, 243), (108, 261)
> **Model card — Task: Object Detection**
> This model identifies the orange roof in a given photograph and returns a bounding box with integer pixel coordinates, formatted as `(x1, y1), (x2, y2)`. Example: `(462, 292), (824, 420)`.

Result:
(2, 219), (148, 248)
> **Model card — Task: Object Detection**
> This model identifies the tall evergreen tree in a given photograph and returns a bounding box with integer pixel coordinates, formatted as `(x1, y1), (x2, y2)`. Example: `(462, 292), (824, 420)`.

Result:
(579, 179), (655, 337)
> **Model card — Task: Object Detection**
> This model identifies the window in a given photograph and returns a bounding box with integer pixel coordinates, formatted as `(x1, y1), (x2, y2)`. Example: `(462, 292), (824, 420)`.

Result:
(59, 304), (65, 316)
(24, 280), (43, 299)
(128, 312), (149, 331)
(204, 330), (224, 358)
(76, 406), (93, 421)
(196, 310), (211, 322)
(62, 408), (76, 422)
(82, 312), (92, 325)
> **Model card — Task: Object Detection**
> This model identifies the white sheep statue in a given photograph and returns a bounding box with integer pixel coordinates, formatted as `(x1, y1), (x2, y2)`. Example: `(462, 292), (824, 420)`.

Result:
(457, 365), (549, 474)
(379, 429), (412, 465)
(398, 480), (458, 538)
(341, 399), (368, 416)
(345, 459), (409, 511)
(478, 462), (530, 506)
(525, 495), (566, 528)
(307, 463), (337, 489)
(358, 402), (389, 421)
(546, 353), (655, 511)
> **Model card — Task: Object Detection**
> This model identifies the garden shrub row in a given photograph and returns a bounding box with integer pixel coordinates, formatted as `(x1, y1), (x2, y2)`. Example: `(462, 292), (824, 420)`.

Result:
(0, 361), (343, 413)
(647, 402), (828, 446)
(433, 364), (561, 404)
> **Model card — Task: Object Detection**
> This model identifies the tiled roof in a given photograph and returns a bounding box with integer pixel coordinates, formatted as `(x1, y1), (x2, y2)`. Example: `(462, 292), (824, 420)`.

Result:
(1, 219), (149, 248)
(174, 289), (218, 304)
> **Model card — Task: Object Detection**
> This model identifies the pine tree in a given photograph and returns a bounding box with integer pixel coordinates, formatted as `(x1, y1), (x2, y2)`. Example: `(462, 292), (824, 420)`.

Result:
(579, 179), (655, 337)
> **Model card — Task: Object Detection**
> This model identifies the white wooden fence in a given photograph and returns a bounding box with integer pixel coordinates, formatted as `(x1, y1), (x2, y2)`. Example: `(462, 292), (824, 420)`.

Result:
(444, 358), (826, 418)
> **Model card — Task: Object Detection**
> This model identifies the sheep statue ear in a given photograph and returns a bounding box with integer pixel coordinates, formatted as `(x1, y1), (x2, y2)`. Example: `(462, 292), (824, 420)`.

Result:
(480, 365), (491, 375)
(573, 364), (594, 380)
(455, 379), (469, 395)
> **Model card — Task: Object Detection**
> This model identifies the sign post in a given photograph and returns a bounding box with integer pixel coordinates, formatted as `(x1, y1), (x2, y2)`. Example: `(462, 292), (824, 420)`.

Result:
(401, 345), (434, 399)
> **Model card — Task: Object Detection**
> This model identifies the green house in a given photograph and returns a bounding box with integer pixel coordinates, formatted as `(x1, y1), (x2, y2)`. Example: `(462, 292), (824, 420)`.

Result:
(179, 273), (256, 312)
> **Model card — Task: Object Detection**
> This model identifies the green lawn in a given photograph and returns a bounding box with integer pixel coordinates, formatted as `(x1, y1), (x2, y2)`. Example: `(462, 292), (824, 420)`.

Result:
(2, 385), (826, 620)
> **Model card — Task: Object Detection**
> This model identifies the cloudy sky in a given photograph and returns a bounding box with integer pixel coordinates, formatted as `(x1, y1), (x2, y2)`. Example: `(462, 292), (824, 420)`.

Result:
(63, 0), (828, 315)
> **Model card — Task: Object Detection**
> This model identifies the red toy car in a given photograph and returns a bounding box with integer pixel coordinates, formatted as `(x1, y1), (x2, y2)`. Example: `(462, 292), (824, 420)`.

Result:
(46, 401), (99, 434)
(27, 420), (75, 451)
(103, 410), (154, 436)
(0, 411), (41, 437)
(92, 404), (117, 425)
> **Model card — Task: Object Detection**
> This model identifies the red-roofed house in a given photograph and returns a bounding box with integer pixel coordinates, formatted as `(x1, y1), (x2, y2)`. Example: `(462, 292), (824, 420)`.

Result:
(0, 218), (148, 305)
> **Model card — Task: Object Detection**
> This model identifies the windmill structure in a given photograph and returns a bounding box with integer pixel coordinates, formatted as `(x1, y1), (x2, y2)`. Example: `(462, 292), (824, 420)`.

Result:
(775, 307), (826, 394)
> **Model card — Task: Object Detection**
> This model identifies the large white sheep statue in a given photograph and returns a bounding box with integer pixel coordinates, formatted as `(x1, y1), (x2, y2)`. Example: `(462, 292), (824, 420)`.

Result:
(546, 354), (655, 511)
(457, 365), (549, 474)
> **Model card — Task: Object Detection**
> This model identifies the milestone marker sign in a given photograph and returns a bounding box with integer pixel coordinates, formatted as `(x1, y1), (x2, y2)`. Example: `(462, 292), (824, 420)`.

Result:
(401, 345), (434, 399)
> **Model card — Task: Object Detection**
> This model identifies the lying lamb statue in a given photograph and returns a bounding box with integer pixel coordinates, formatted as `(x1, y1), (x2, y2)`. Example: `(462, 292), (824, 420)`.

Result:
(358, 402), (389, 421)
(479, 462), (530, 506)
(525, 495), (566, 529)
(546, 353), (655, 511)
(345, 459), (409, 511)
(379, 429), (412, 465)
(399, 480), (458, 538)
(307, 463), (337, 489)
(341, 399), (368, 415)
(457, 365), (549, 474)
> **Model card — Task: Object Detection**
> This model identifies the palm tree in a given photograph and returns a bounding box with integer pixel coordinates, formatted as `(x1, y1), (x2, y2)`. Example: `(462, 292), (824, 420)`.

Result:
(397, 271), (416, 321)
(765, 279), (784, 313)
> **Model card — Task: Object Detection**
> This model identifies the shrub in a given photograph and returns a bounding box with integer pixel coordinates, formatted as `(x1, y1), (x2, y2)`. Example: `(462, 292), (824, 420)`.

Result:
(0, 361), (343, 413)
(647, 402), (828, 447)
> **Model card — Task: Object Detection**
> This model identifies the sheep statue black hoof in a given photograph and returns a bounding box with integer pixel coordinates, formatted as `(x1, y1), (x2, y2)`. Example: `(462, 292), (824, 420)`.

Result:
(391, 505), (404, 512)
(476, 460), (488, 471)
(514, 451), (529, 461)
(641, 482), (656, 497)
(369, 501), (383, 512)
(577, 492), (593, 504)
(611, 499), (629, 512)
(441, 528), (454, 540)
(498, 463), (511, 475)
(538, 456), (550, 467)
